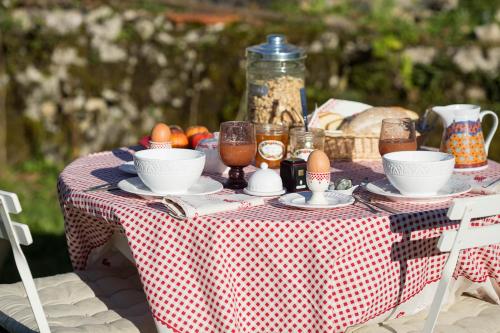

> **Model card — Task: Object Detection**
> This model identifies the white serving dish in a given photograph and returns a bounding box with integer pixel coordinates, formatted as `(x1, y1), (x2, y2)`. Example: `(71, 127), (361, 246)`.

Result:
(243, 188), (286, 197)
(365, 177), (471, 203)
(195, 135), (230, 175)
(383, 151), (455, 196)
(118, 176), (222, 197)
(328, 185), (359, 195)
(134, 148), (205, 194)
(245, 162), (284, 196)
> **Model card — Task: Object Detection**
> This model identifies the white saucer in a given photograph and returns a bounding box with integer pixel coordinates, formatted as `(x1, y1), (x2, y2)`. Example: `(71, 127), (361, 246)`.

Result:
(118, 176), (223, 197)
(454, 164), (488, 172)
(243, 187), (286, 197)
(365, 177), (472, 202)
(118, 161), (137, 174)
(279, 192), (354, 210)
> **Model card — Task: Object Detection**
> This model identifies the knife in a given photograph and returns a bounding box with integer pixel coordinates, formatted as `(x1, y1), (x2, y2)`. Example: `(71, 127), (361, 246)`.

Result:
(84, 183), (119, 192)
(367, 198), (401, 214)
(352, 193), (379, 213)
(353, 193), (401, 215)
(483, 177), (500, 188)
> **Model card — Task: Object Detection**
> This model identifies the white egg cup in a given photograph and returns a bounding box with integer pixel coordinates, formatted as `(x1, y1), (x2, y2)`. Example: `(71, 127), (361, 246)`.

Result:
(306, 171), (331, 205)
(149, 140), (172, 149)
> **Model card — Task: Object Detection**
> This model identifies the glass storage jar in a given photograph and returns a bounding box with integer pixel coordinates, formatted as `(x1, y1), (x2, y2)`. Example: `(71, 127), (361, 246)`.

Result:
(246, 34), (306, 128)
(289, 127), (325, 161)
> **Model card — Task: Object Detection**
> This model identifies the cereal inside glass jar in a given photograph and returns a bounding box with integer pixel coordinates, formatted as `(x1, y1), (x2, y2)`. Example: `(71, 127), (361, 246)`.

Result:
(246, 34), (306, 128)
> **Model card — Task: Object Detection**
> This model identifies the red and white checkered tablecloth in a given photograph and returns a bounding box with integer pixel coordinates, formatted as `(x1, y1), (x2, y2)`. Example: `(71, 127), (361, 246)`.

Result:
(57, 147), (500, 333)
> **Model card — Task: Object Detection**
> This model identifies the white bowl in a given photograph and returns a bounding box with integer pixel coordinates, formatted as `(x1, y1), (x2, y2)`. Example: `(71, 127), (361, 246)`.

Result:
(134, 148), (205, 195)
(383, 151), (455, 196)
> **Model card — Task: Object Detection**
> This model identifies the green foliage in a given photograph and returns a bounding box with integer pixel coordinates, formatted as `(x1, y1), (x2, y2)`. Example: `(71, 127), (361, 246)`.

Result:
(132, 0), (169, 13)
(304, 0), (330, 14)
(0, 160), (63, 234)
(0, 160), (72, 283)
(372, 35), (403, 57)
(400, 55), (414, 90)
(459, 0), (500, 24)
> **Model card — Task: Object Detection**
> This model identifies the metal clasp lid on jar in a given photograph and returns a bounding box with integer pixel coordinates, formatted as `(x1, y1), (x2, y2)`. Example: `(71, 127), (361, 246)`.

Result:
(246, 34), (306, 61)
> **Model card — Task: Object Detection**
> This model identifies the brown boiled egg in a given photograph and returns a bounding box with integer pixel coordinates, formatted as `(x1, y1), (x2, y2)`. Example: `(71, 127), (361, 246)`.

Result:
(307, 150), (330, 173)
(151, 123), (171, 142)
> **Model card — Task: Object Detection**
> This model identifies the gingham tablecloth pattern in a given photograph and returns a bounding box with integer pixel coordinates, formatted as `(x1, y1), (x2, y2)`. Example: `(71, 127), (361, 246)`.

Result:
(58, 147), (500, 333)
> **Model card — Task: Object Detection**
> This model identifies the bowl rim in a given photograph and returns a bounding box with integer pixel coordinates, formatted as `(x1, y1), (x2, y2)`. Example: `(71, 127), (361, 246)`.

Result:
(134, 148), (205, 161)
(383, 151), (454, 164)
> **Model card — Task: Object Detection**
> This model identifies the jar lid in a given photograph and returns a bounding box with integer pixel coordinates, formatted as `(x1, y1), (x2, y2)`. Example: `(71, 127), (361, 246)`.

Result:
(246, 34), (306, 61)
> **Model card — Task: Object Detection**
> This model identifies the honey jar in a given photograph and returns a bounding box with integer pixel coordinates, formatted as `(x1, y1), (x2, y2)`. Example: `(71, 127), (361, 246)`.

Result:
(255, 123), (288, 168)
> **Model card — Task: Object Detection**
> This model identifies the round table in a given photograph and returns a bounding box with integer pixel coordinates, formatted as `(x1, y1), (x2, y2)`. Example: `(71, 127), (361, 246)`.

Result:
(58, 147), (500, 333)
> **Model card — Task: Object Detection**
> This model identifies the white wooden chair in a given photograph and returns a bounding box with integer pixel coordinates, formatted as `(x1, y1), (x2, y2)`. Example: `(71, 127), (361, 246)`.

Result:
(347, 194), (500, 333)
(0, 190), (157, 333)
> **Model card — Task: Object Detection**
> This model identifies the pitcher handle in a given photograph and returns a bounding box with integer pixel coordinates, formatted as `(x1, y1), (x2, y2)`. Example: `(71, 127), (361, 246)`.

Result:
(480, 110), (499, 154)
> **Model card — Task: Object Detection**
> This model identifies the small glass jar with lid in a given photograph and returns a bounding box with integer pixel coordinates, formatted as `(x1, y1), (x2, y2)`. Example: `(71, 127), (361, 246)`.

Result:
(289, 127), (325, 161)
(255, 123), (289, 169)
(246, 34), (306, 128)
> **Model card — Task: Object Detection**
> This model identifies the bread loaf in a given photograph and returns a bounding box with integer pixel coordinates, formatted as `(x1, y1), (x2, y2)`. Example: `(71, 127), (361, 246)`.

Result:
(339, 106), (419, 136)
(318, 112), (344, 131)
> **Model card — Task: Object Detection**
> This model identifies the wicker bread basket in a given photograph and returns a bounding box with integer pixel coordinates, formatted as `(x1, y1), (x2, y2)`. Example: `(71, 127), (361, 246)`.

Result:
(324, 131), (381, 161)
(324, 131), (425, 161)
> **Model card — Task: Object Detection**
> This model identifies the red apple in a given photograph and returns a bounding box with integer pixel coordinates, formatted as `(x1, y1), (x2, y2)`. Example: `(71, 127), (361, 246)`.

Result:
(186, 126), (209, 139)
(139, 135), (151, 148)
(190, 132), (214, 149)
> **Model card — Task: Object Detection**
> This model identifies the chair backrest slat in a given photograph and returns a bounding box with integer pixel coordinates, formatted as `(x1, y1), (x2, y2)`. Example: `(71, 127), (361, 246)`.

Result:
(438, 223), (500, 252)
(447, 194), (500, 220)
(0, 221), (33, 245)
(0, 192), (51, 333)
(0, 190), (22, 214)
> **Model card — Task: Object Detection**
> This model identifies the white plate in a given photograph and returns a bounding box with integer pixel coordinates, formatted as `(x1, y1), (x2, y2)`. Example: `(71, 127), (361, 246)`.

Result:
(243, 187), (286, 197)
(118, 161), (137, 174)
(279, 192), (354, 210)
(365, 177), (472, 202)
(118, 176), (223, 197)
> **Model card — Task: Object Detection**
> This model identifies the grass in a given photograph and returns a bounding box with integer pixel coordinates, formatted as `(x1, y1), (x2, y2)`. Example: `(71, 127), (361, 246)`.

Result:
(0, 160), (73, 284)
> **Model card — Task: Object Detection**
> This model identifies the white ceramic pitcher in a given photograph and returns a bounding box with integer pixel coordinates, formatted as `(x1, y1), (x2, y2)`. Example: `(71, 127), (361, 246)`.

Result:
(432, 104), (498, 171)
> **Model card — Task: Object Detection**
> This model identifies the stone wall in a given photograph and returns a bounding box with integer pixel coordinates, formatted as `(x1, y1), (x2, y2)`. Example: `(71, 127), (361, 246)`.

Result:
(1, 1), (499, 163)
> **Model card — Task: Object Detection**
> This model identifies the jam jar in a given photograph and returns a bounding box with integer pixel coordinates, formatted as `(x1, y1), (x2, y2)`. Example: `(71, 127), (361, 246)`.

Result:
(255, 123), (288, 168)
